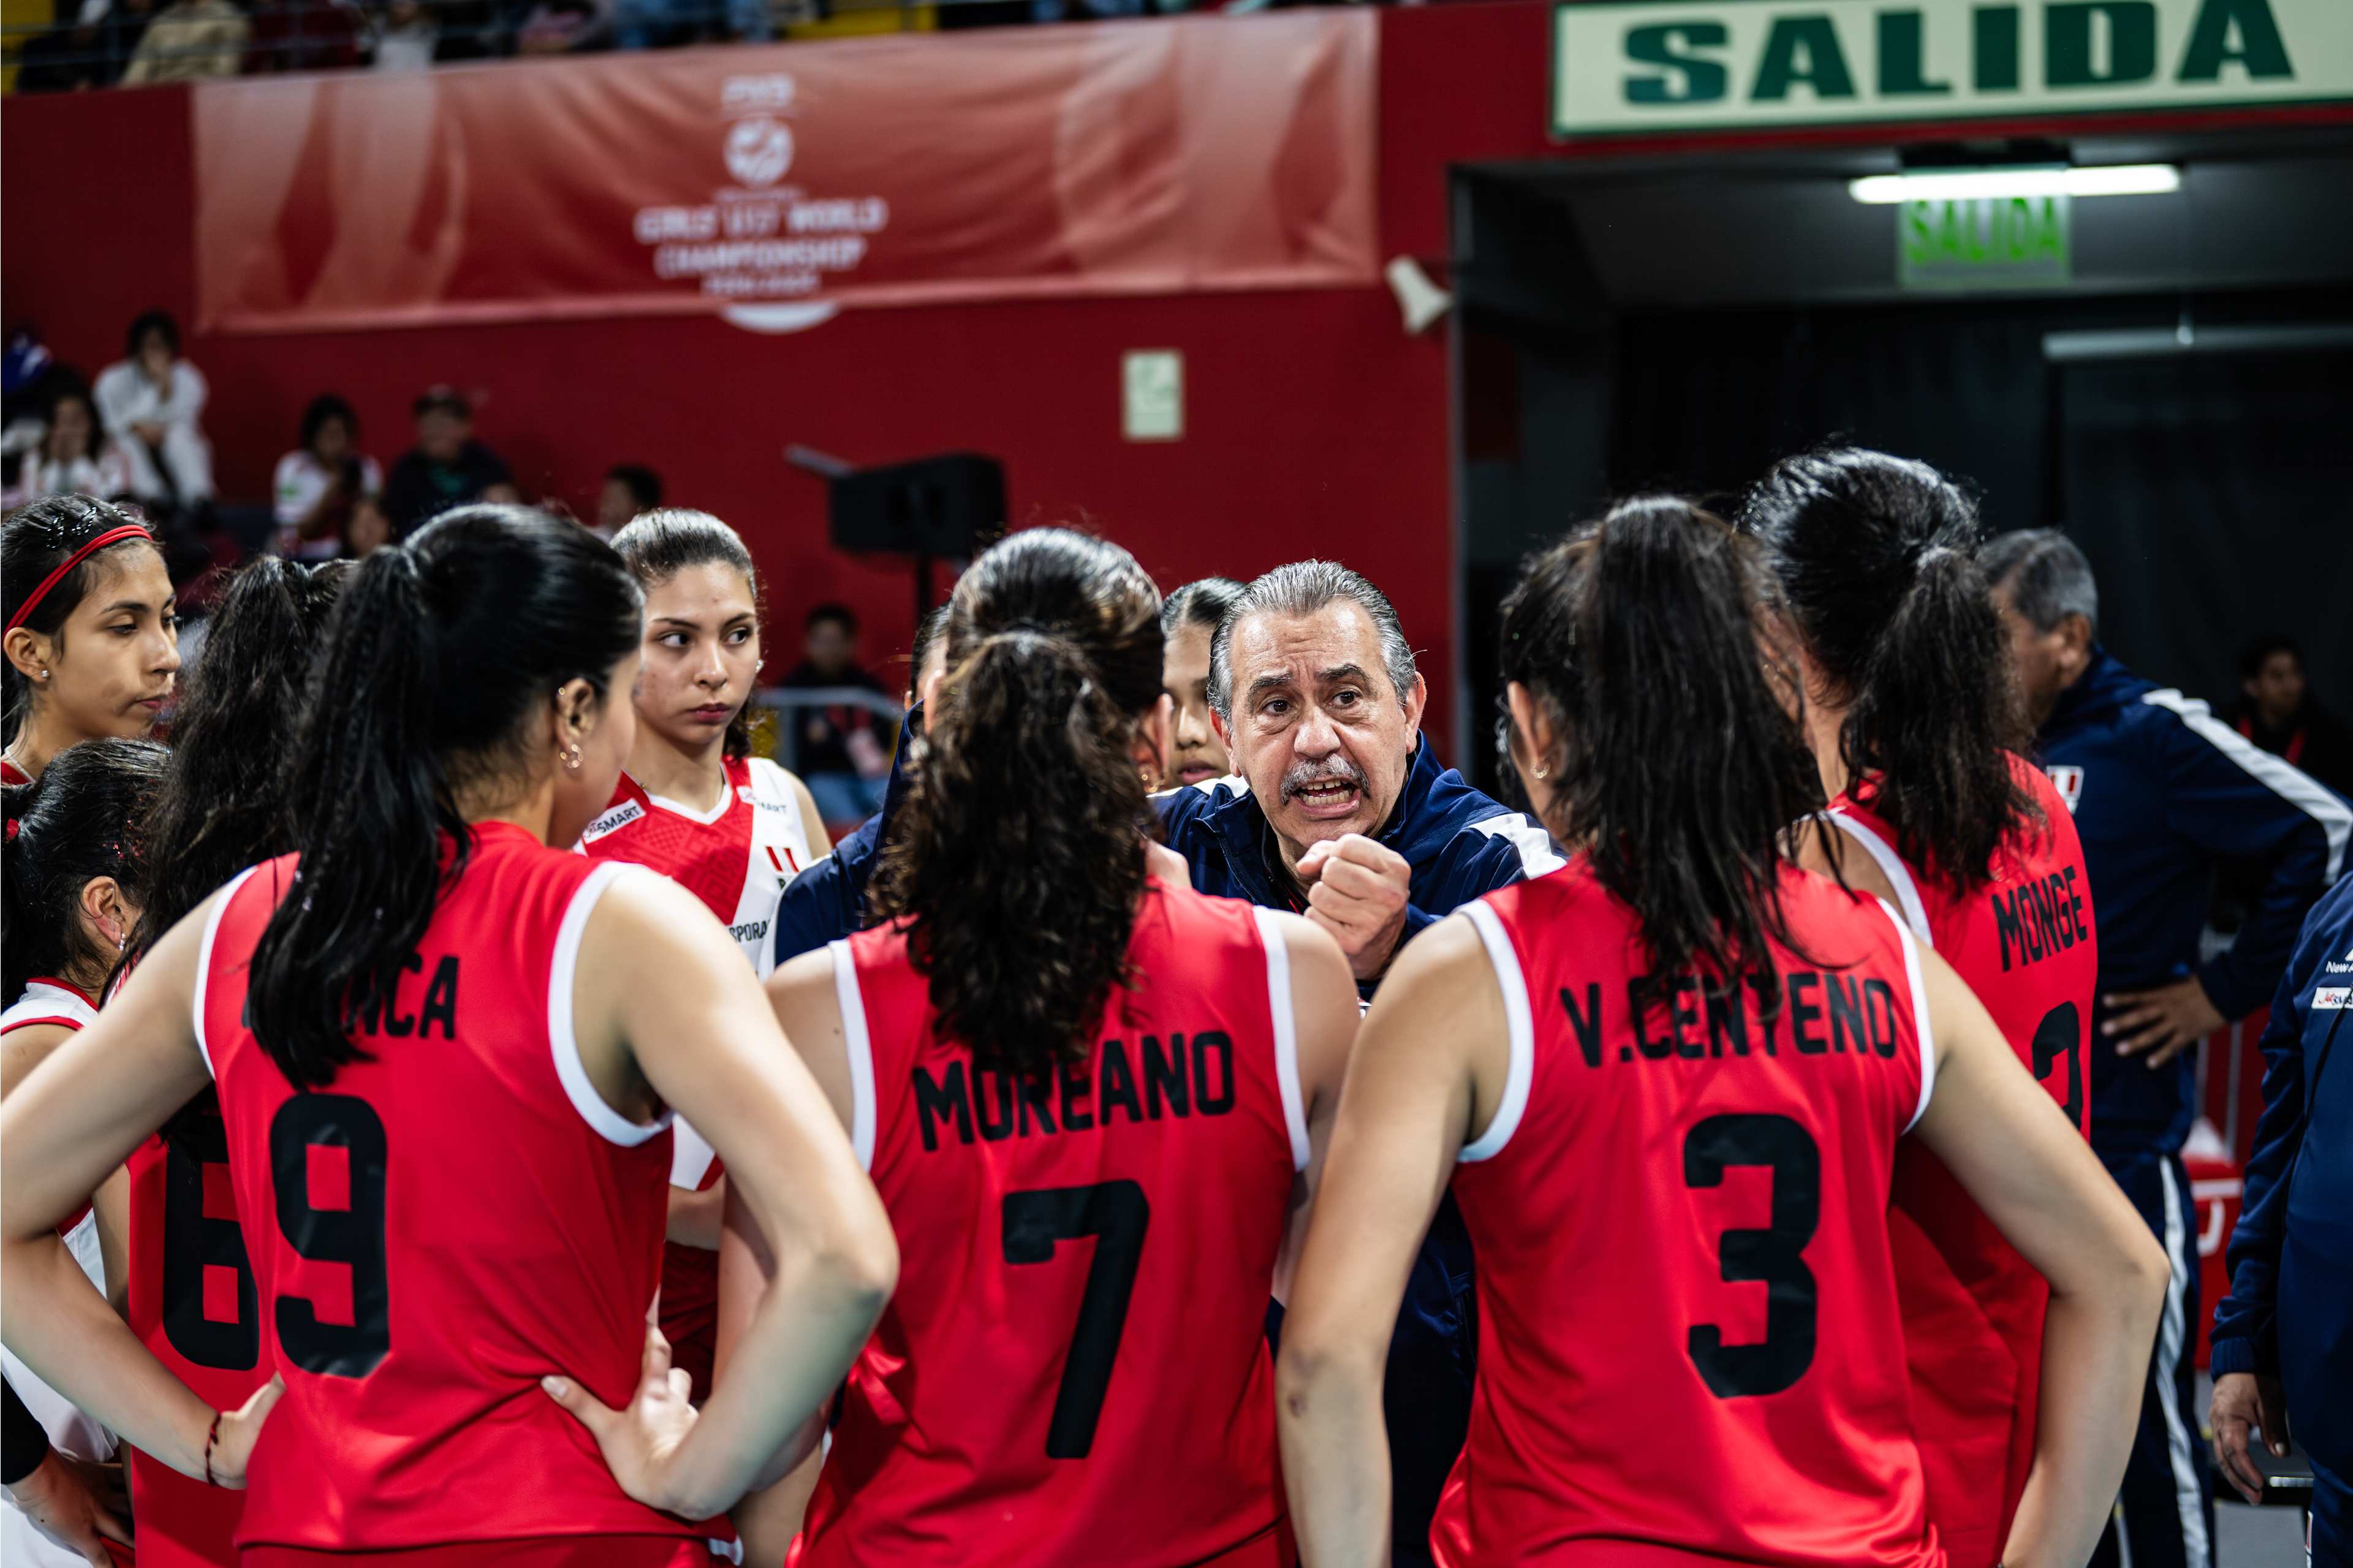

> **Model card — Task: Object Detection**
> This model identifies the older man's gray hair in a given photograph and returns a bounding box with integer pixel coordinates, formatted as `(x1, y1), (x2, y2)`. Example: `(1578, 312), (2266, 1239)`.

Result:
(1979, 528), (2100, 637)
(1208, 561), (1419, 722)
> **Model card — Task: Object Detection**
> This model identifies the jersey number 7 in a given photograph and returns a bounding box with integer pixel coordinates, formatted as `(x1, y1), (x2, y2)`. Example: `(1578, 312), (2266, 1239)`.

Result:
(1002, 1181), (1151, 1460)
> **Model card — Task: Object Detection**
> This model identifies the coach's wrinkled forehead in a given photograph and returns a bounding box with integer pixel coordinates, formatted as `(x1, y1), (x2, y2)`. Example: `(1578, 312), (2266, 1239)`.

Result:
(1207, 561), (1417, 724)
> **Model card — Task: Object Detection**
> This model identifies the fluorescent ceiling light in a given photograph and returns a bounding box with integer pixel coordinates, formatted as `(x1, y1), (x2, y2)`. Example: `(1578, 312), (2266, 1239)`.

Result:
(1848, 165), (2181, 204)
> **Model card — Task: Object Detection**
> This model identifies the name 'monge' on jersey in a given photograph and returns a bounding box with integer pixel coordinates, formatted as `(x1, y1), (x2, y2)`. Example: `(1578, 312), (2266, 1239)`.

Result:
(795, 881), (1309, 1568)
(1432, 865), (1944, 1568)
(1833, 755), (2098, 1567)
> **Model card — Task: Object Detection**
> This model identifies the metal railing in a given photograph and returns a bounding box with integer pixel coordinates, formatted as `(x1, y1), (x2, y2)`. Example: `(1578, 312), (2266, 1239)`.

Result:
(748, 683), (904, 779)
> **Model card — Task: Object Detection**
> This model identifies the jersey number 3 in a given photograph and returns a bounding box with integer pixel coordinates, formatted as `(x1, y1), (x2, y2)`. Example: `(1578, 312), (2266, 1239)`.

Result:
(1683, 1113), (1819, 1399)
(1002, 1181), (1150, 1460)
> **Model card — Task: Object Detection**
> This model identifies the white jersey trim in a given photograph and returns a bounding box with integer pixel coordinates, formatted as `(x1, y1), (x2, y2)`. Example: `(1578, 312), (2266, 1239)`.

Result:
(828, 939), (877, 1172)
(2142, 688), (2350, 885)
(191, 866), (261, 1083)
(1251, 907), (1312, 1173)
(1469, 810), (1567, 879)
(550, 862), (673, 1146)
(1877, 896), (1937, 1134)
(640, 776), (735, 827)
(669, 1120), (719, 1191)
(0, 980), (99, 1036)
(1457, 901), (1534, 1163)
(1829, 809), (1933, 947)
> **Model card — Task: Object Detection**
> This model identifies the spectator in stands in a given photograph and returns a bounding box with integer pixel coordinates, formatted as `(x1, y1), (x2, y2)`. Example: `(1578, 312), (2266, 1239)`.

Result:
(13, 3), (119, 91)
(6, 387), (132, 508)
(364, 0), (438, 69)
(2232, 635), (2353, 797)
(344, 494), (394, 558)
(273, 394), (384, 561)
(19, 0), (168, 86)
(92, 310), (212, 509)
(1984, 528), (2349, 1568)
(779, 602), (894, 824)
(594, 463), (663, 542)
(118, 0), (249, 82)
(516, 0), (603, 53)
(379, 387), (517, 536)
(612, 0), (765, 51)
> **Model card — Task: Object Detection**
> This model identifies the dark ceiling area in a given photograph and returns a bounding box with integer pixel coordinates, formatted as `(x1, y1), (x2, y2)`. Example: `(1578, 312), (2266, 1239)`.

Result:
(1458, 127), (2353, 312)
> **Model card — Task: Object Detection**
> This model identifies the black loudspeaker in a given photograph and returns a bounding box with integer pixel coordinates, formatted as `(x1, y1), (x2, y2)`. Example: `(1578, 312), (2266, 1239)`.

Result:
(827, 453), (1004, 559)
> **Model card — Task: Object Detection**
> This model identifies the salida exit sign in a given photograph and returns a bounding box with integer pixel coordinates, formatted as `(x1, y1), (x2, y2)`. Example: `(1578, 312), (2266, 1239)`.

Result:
(1549, 0), (2353, 136)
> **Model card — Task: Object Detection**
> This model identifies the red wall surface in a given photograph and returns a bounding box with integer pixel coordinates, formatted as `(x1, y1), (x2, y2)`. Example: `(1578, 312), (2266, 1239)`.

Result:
(2, 60), (1455, 738)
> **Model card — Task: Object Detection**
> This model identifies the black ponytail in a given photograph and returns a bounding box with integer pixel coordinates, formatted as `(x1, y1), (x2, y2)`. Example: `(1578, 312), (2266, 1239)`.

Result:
(871, 528), (1165, 1078)
(2, 496), (162, 738)
(1500, 496), (1825, 994)
(610, 508), (765, 762)
(1740, 447), (2037, 894)
(4, 738), (166, 1002)
(246, 506), (642, 1089)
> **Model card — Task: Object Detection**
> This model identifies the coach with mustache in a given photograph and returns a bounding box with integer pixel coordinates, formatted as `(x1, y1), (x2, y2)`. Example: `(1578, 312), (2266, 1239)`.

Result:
(1158, 559), (1558, 1567)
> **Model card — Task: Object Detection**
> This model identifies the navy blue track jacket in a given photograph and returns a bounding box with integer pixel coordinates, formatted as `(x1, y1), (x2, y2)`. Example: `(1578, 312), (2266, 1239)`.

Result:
(2209, 876), (2353, 1463)
(2033, 648), (2349, 1154)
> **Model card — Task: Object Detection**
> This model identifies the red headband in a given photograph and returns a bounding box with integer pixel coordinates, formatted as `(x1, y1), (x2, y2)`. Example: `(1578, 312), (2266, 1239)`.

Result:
(6, 525), (153, 633)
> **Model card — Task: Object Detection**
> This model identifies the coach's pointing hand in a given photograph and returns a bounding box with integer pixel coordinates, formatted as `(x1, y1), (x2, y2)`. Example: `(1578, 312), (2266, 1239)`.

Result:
(1295, 833), (1410, 982)
(544, 1324), (698, 1515)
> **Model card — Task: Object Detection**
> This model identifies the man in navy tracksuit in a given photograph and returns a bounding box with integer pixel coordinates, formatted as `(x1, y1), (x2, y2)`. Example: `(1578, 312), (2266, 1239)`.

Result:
(1985, 531), (2351, 1568)
(779, 562), (1559, 1566)
(2209, 876), (2353, 1561)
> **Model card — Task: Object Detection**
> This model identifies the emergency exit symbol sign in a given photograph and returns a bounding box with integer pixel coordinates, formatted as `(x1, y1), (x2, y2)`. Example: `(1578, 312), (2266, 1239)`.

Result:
(1123, 350), (1184, 442)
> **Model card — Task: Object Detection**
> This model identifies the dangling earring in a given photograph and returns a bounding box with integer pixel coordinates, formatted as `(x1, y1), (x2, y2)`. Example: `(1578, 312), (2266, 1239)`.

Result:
(1531, 761), (1549, 781)
(563, 743), (583, 771)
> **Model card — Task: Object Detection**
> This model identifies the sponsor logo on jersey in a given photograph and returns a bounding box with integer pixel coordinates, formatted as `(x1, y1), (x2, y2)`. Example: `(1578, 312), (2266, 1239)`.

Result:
(2045, 764), (2084, 813)
(582, 800), (645, 844)
(730, 917), (770, 945)
(2314, 987), (2350, 1011)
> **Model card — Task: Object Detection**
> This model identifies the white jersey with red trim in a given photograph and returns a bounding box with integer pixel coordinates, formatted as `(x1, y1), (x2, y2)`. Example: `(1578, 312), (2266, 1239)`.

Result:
(0, 977), (99, 1037)
(0, 982), (123, 1568)
(578, 755), (815, 977)
(578, 754), (817, 1193)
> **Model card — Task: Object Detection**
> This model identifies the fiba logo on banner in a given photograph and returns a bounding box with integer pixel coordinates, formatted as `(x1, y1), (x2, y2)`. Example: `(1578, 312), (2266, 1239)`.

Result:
(722, 75), (796, 188)
(629, 66), (892, 301)
(726, 117), (794, 188)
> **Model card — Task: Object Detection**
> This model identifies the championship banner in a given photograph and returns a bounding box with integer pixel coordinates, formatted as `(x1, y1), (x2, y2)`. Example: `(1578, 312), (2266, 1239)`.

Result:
(192, 12), (1377, 335)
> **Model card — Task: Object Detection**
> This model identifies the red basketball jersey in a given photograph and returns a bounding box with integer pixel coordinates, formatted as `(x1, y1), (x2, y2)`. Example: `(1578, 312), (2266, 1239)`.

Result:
(580, 755), (816, 1397)
(1830, 755), (2097, 1568)
(195, 825), (705, 1553)
(125, 1110), (258, 1567)
(1431, 865), (1942, 1568)
(795, 884), (1308, 1568)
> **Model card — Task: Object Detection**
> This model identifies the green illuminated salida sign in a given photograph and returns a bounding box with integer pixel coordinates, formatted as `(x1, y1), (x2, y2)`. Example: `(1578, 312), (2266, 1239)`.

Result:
(1550, 0), (2353, 137)
(1899, 195), (2070, 289)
